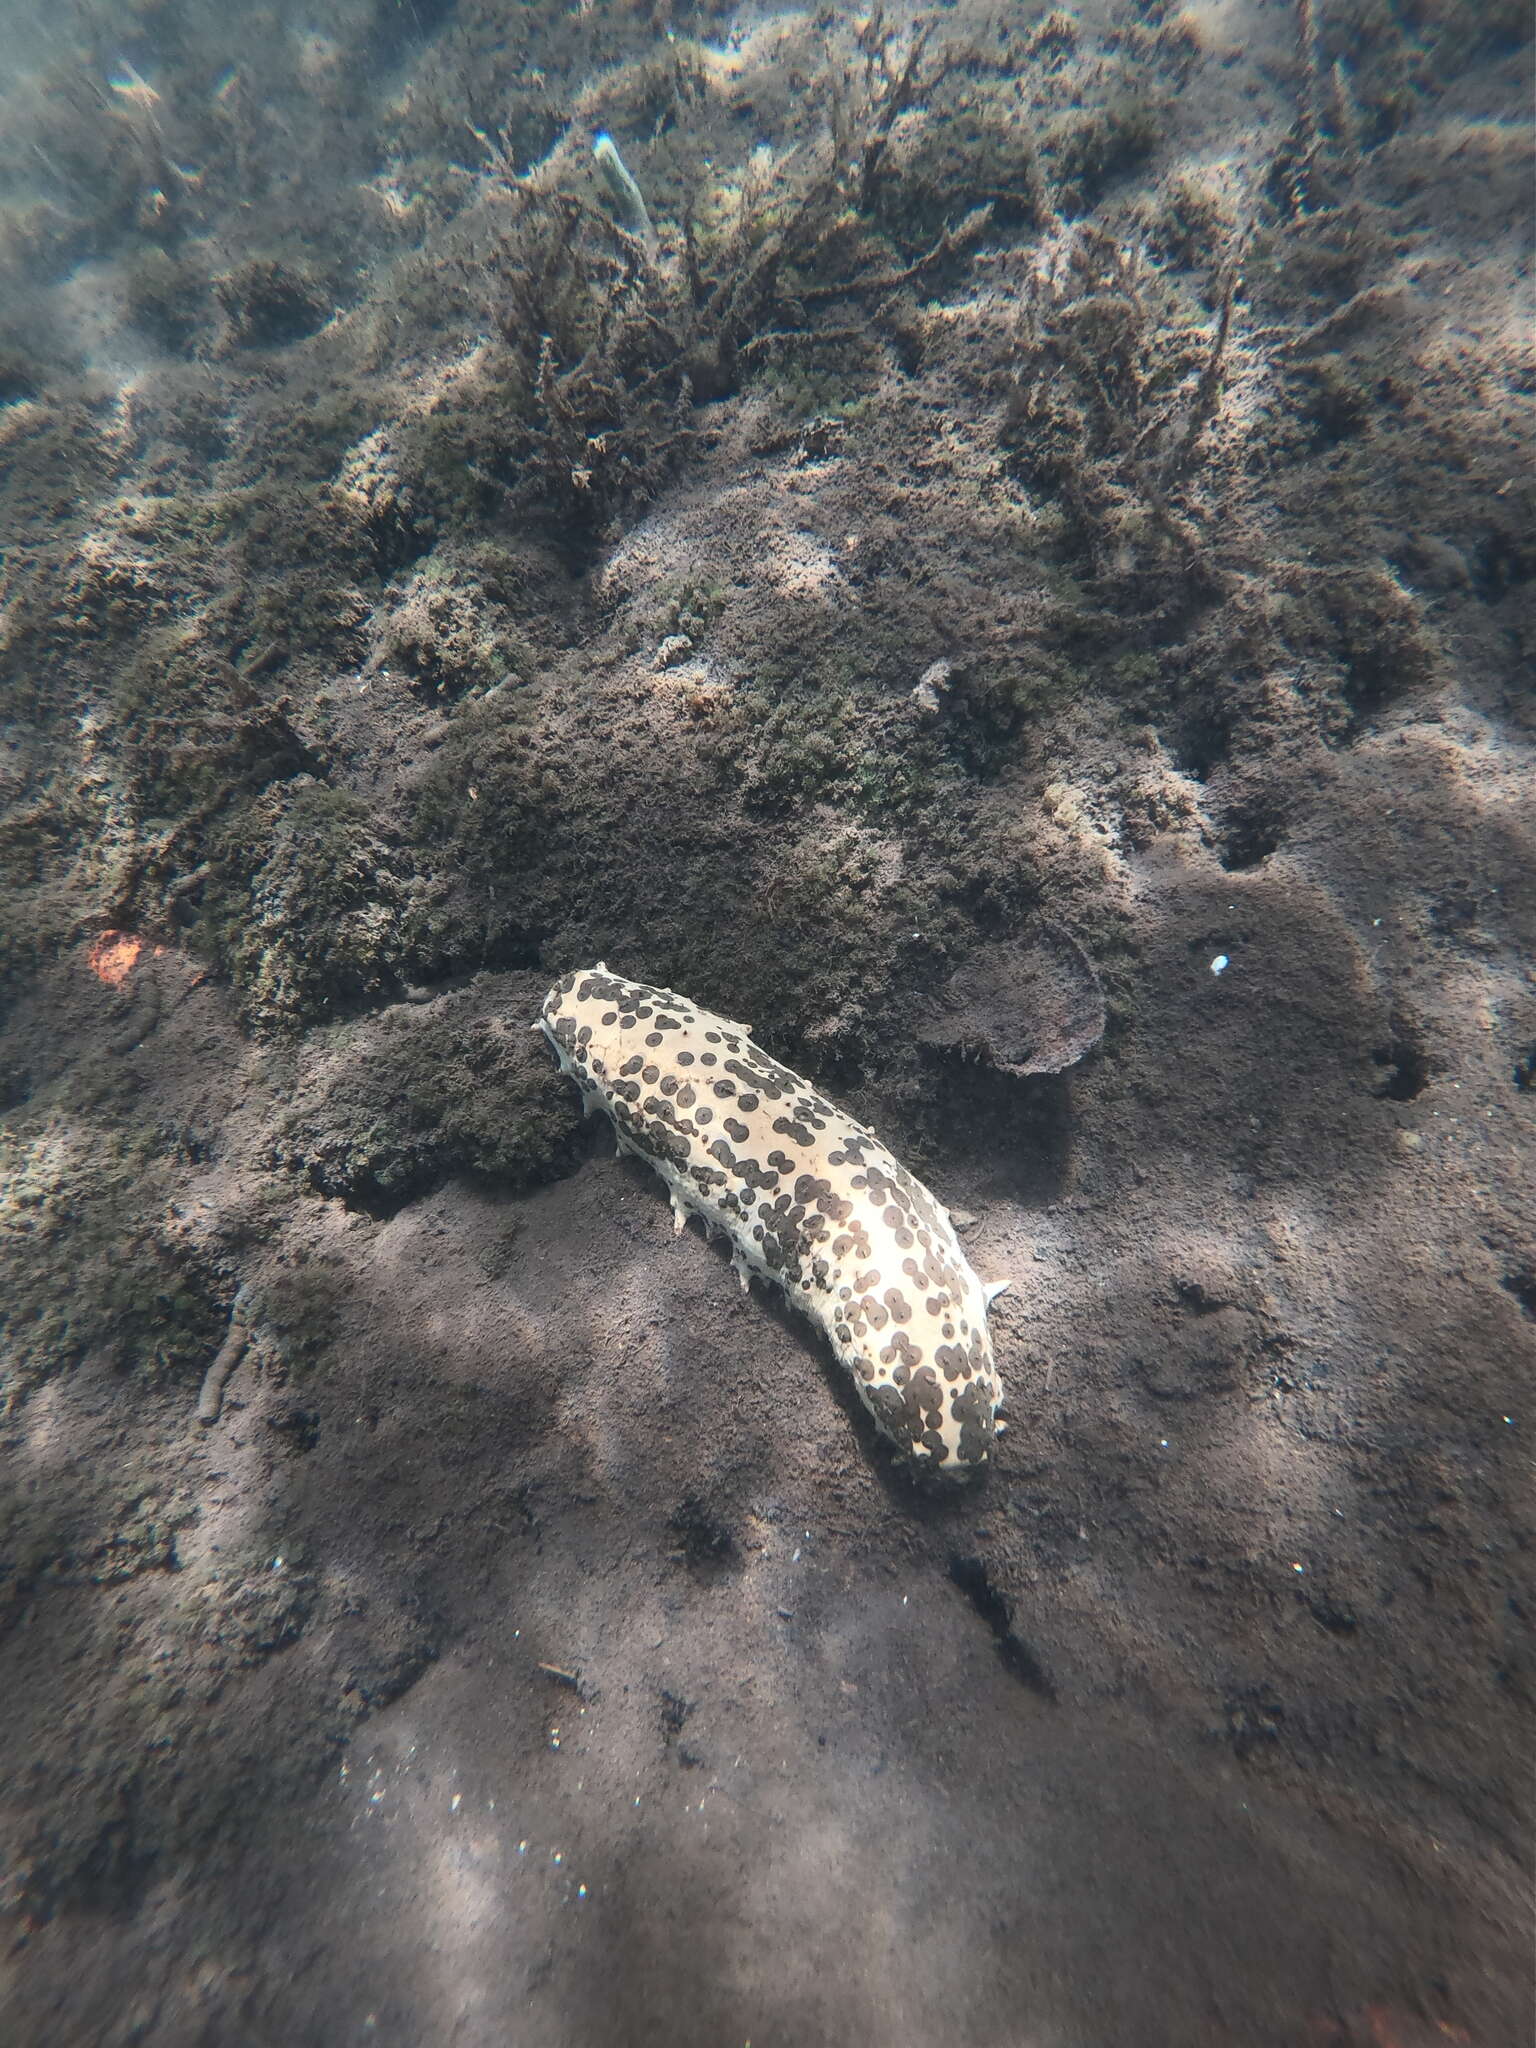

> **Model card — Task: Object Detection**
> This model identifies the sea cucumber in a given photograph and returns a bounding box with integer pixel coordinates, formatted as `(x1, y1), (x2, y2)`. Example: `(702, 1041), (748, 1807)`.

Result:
(197, 1283), (253, 1425)
(592, 133), (657, 257)
(537, 965), (1005, 1475)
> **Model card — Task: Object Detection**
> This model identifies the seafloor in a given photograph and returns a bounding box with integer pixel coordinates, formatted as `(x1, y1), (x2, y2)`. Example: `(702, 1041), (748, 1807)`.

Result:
(1, 1), (1532, 2043)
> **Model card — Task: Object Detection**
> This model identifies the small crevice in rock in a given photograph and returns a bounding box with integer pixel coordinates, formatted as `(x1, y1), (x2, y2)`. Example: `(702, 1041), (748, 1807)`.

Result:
(668, 1497), (741, 1575)
(1371, 1016), (1434, 1101)
(948, 1554), (1056, 1700)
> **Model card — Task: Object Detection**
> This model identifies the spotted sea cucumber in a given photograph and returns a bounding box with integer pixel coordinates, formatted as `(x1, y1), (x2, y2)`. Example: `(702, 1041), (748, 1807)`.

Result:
(537, 964), (1005, 1476)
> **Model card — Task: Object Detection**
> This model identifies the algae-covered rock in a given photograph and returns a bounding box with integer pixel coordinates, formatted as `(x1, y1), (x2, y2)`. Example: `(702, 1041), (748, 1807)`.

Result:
(272, 978), (583, 1213)
(0, 1116), (220, 1406)
(212, 258), (332, 350)
(369, 542), (540, 701)
(208, 778), (422, 1033)
(917, 922), (1105, 1076)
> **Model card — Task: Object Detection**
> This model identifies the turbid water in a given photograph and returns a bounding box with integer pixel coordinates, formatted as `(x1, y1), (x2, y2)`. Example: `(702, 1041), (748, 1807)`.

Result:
(1, 2), (1532, 2043)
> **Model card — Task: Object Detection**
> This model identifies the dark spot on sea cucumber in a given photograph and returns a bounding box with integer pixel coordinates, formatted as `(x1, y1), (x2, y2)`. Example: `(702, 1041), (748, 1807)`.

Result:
(867, 1383), (921, 1451)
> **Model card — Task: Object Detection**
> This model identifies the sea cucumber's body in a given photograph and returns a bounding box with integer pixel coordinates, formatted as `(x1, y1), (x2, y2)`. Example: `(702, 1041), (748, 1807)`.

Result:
(538, 965), (1003, 1475)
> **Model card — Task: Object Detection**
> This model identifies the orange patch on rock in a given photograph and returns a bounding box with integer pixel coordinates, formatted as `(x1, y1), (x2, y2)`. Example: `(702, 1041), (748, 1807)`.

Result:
(86, 930), (145, 988)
